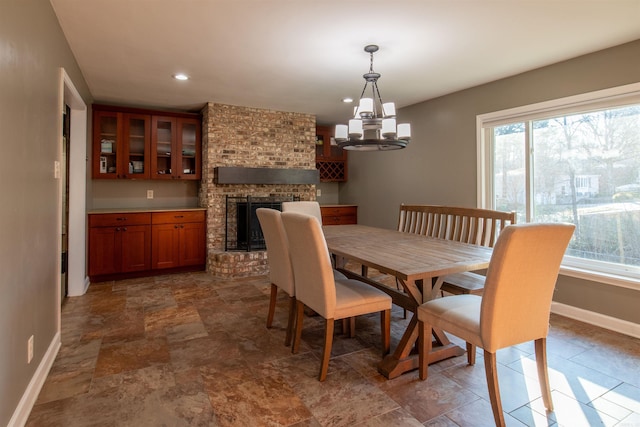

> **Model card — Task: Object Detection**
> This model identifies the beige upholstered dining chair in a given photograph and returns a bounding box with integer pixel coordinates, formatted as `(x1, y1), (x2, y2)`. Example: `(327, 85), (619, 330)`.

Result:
(256, 208), (297, 346)
(281, 212), (392, 381)
(281, 201), (323, 224)
(417, 223), (574, 427)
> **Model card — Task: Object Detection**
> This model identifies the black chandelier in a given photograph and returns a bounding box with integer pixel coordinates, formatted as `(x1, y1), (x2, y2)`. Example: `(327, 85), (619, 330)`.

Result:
(334, 45), (411, 151)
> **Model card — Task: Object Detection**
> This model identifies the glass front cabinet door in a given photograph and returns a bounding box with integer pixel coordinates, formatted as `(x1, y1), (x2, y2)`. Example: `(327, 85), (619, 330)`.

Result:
(151, 116), (201, 180)
(123, 114), (151, 179)
(151, 116), (177, 179)
(177, 118), (201, 180)
(93, 109), (150, 179)
(93, 110), (120, 179)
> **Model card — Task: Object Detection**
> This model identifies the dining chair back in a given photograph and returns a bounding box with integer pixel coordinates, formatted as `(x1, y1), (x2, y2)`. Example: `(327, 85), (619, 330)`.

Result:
(417, 222), (574, 427)
(281, 201), (323, 224)
(256, 208), (296, 346)
(281, 212), (392, 381)
(398, 204), (516, 295)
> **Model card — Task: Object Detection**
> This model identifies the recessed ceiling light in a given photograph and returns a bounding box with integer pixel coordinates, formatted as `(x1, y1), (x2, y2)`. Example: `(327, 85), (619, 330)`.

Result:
(342, 97), (354, 103)
(173, 73), (189, 81)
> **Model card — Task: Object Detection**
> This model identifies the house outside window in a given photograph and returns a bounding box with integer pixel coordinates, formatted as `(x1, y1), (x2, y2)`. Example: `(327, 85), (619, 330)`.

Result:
(477, 83), (640, 286)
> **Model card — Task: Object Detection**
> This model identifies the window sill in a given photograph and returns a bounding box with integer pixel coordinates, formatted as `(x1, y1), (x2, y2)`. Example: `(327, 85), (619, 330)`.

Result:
(560, 265), (640, 291)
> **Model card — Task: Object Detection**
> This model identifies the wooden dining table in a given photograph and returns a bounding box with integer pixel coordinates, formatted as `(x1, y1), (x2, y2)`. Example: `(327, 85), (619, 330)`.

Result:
(323, 224), (493, 379)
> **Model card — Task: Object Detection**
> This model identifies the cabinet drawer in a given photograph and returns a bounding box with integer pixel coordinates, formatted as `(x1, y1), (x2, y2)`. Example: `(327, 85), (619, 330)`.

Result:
(322, 215), (357, 225)
(321, 206), (357, 216)
(152, 210), (205, 224)
(89, 213), (151, 227)
(320, 205), (357, 225)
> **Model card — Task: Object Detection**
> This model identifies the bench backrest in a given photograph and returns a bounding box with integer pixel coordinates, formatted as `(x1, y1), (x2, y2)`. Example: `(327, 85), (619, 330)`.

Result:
(398, 204), (516, 248)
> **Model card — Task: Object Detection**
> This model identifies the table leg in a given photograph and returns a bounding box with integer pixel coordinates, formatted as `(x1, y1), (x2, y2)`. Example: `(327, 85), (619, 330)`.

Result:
(378, 277), (465, 379)
(377, 313), (465, 379)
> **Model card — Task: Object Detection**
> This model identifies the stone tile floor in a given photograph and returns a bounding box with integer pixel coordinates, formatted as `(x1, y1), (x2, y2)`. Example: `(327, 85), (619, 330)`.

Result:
(27, 270), (640, 426)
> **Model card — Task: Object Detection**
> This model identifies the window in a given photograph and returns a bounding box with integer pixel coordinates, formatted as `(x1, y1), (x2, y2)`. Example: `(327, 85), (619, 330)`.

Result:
(478, 83), (640, 286)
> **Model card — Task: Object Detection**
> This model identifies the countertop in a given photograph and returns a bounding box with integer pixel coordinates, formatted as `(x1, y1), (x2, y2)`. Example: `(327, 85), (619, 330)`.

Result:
(88, 207), (206, 214)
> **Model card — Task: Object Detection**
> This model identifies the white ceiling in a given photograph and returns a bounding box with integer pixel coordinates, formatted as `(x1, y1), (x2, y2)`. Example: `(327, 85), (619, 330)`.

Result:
(50, 0), (640, 124)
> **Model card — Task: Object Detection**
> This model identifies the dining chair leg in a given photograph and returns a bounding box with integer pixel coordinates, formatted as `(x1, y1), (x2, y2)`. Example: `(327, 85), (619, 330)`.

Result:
(484, 350), (506, 427)
(381, 309), (391, 355)
(349, 317), (356, 338)
(466, 342), (476, 365)
(319, 318), (335, 381)
(418, 320), (432, 380)
(291, 301), (305, 354)
(266, 283), (278, 328)
(284, 296), (296, 347)
(535, 338), (554, 411)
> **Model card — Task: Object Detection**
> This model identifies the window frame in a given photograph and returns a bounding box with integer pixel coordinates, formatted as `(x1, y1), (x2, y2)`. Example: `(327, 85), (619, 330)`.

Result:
(477, 82), (640, 290)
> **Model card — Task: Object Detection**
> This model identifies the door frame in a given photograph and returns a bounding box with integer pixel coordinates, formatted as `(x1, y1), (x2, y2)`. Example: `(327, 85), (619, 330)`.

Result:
(57, 69), (88, 315)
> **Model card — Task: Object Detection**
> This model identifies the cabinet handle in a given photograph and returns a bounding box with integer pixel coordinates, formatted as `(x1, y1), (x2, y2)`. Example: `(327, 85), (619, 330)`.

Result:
(116, 217), (127, 221)
(115, 227), (120, 231)
(123, 227), (127, 231)
(175, 225), (179, 229)
(175, 215), (184, 218)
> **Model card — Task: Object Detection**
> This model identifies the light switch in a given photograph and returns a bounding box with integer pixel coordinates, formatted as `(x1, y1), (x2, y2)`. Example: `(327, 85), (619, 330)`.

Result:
(54, 161), (60, 179)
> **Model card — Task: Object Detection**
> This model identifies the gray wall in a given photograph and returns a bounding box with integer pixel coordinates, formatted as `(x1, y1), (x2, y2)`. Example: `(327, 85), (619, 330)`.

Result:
(0, 0), (91, 425)
(91, 180), (199, 210)
(340, 39), (640, 324)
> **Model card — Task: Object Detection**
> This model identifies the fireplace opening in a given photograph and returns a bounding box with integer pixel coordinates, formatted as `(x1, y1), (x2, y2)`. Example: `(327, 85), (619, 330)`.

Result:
(225, 195), (298, 251)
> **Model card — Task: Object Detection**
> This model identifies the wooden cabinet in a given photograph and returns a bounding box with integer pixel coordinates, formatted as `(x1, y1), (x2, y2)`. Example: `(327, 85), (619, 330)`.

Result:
(88, 209), (206, 280)
(151, 116), (201, 180)
(320, 205), (357, 225)
(92, 109), (151, 179)
(88, 213), (152, 276)
(92, 104), (201, 180)
(316, 125), (348, 182)
(151, 211), (206, 269)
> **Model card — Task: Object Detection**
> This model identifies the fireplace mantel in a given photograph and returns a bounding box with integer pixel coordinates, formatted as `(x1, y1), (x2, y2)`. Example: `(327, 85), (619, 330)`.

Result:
(214, 167), (319, 185)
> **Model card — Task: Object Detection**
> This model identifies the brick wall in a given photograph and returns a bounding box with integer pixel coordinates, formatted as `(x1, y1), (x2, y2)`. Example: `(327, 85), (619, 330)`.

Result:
(199, 102), (317, 277)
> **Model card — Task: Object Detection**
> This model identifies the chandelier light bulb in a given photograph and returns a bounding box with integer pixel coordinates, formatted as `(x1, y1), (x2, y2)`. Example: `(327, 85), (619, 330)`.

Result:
(335, 124), (348, 141)
(398, 123), (411, 140)
(382, 102), (396, 118)
(382, 118), (397, 138)
(348, 119), (363, 138)
(358, 98), (374, 117)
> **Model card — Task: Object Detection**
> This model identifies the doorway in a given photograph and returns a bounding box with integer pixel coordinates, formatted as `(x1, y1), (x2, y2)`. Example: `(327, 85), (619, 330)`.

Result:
(59, 68), (87, 307)
(60, 104), (71, 301)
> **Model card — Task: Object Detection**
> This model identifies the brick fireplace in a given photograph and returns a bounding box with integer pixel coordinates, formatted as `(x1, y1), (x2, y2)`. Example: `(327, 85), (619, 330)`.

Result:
(198, 102), (317, 278)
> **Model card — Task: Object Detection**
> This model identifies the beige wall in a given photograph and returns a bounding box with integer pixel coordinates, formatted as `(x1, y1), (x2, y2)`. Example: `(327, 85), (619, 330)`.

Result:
(0, 0), (92, 425)
(340, 39), (640, 324)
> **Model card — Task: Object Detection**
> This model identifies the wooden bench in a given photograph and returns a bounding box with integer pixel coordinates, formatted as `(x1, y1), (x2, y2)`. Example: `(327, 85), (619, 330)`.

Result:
(397, 204), (516, 295)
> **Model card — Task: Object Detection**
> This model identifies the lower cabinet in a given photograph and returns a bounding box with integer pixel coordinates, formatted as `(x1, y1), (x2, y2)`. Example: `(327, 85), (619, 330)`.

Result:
(151, 211), (206, 269)
(88, 213), (151, 277)
(320, 205), (358, 225)
(88, 210), (205, 280)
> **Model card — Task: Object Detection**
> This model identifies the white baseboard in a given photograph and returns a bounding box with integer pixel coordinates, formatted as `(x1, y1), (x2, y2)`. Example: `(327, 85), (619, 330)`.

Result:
(8, 332), (61, 427)
(551, 302), (640, 339)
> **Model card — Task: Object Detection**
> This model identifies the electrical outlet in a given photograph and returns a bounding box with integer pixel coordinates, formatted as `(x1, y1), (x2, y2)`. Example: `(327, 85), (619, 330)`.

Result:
(54, 161), (60, 179)
(147, 190), (154, 199)
(316, 189), (322, 197)
(28, 335), (34, 364)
